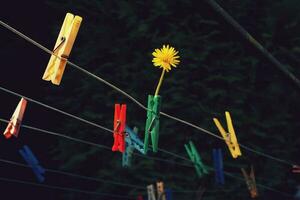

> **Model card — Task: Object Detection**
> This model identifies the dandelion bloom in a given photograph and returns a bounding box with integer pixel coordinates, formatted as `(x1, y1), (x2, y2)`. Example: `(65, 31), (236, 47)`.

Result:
(152, 45), (180, 72)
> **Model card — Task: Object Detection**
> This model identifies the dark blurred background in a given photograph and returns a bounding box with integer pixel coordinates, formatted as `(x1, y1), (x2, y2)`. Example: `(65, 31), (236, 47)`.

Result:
(0, 0), (300, 199)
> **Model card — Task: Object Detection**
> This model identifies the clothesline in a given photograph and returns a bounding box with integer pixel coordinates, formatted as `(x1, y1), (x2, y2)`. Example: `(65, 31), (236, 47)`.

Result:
(204, 0), (300, 89)
(0, 176), (133, 199)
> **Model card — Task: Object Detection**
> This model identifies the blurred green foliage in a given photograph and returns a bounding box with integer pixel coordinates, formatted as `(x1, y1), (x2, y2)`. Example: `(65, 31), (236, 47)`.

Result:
(44, 0), (300, 199)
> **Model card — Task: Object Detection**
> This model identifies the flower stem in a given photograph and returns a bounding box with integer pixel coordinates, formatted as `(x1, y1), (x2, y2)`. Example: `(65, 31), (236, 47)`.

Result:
(154, 69), (166, 96)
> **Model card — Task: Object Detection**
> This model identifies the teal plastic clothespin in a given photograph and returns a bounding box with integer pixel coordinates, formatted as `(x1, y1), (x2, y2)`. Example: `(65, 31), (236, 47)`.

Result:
(122, 126), (145, 167)
(184, 141), (208, 177)
(122, 144), (134, 167)
(144, 95), (161, 154)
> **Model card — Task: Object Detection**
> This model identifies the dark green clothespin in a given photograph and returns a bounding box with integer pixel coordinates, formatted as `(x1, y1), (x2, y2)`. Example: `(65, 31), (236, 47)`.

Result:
(184, 141), (208, 177)
(144, 95), (162, 154)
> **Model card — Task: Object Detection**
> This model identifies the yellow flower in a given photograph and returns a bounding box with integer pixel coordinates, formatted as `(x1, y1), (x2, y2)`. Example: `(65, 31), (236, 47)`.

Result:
(152, 45), (180, 72)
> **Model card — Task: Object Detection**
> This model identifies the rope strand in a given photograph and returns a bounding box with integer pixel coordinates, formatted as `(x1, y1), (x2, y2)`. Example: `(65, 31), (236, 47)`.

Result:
(204, 0), (300, 89)
(0, 119), (293, 197)
(0, 176), (134, 199)
(0, 118), (193, 168)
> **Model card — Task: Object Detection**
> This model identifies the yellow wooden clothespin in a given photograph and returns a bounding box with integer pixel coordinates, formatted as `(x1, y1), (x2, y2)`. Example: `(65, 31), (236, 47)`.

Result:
(213, 111), (241, 158)
(42, 13), (82, 85)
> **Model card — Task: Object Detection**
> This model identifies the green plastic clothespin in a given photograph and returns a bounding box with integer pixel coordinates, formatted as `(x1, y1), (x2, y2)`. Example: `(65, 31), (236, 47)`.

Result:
(144, 95), (162, 154)
(184, 141), (208, 177)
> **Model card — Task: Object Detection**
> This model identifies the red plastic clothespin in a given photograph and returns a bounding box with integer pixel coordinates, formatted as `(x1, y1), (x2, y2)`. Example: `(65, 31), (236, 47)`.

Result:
(112, 104), (126, 153)
(293, 165), (300, 173)
(3, 98), (27, 139)
(137, 195), (144, 200)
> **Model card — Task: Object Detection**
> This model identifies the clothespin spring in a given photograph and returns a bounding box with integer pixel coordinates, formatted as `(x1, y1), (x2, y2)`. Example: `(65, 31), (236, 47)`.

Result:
(52, 37), (68, 60)
(53, 36), (66, 53)
(114, 120), (121, 132)
(114, 120), (125, 136)
(225, 132), (237, 150)
(147, 116), (156, 133)
(7, 118), (21, 135)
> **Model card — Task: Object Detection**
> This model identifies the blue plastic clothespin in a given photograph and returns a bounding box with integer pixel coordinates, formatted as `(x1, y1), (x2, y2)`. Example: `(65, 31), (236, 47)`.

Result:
(19, 145), (45, 182)
(212, 148), (225, 185)
(122, 126), (145, 167)
(165, 188), (173, 200)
